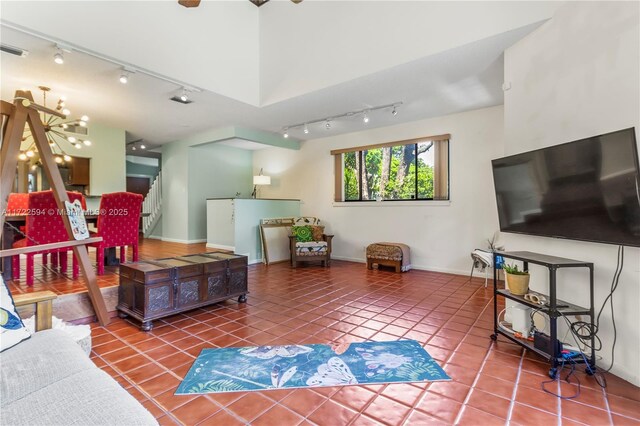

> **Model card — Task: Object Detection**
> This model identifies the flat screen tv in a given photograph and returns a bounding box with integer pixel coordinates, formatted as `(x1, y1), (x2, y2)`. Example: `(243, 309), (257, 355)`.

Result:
(492, 128), (640, 247)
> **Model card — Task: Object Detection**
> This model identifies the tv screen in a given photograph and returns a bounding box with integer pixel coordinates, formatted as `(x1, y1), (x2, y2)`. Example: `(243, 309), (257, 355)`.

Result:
(492, 128), (640, 247)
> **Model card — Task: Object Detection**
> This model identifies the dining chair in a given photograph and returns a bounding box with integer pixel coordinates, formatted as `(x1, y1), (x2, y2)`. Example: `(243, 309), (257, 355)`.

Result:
(11, 191), (85, 286)
(89, 192), (143, 275)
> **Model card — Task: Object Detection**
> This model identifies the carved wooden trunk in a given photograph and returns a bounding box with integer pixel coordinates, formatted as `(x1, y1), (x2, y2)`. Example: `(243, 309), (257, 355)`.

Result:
(117, 252), (248, 331)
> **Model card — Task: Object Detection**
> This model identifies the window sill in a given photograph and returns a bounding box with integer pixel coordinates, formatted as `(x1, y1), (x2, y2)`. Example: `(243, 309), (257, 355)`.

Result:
(332, 200), (451, 207)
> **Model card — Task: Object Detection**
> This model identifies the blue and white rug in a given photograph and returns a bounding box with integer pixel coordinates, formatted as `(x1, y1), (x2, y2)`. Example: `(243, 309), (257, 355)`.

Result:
(175, 339), (450, 394)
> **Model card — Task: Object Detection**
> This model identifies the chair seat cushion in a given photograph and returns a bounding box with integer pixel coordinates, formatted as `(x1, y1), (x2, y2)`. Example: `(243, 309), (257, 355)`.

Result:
(296, 241), (328, 255)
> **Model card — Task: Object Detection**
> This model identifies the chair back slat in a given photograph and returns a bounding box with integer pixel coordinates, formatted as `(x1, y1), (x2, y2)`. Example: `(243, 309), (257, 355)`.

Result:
(96, 192), (143, 247)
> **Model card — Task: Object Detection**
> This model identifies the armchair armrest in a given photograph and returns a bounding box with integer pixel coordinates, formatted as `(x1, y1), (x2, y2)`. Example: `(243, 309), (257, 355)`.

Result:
(322, 234), (334, 252)
(13, 291), (57, 332)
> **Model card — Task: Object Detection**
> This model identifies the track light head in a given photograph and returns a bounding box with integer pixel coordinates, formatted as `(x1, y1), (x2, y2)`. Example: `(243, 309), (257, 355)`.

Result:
(119, 73), (129, 84)
(392, 106), (397, 116)
(180, 89), (189, 102)
(303, 124), (309, 134)
(53, 50), (64, 65)
(140, 144), (146, 150)
(325, 120), (331, 130)
(363, 111), (369, 124)
(283, 128), (289, 138)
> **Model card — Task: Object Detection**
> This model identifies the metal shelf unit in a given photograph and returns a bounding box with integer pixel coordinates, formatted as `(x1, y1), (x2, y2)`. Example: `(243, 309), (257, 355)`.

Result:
(490, 251), (596, 378)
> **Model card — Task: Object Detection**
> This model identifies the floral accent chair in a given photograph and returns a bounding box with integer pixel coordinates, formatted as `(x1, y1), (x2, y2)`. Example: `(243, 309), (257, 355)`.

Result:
(288, 217), (334, 268)
(89, 192), (143, 275)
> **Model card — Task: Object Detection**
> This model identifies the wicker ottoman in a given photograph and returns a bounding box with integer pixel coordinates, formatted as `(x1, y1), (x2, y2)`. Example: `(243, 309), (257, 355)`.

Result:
(366, 243), (412, 272)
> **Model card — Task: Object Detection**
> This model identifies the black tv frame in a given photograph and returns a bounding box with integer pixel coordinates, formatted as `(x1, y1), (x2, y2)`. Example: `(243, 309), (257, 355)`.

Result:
(491, 127), (640, 247)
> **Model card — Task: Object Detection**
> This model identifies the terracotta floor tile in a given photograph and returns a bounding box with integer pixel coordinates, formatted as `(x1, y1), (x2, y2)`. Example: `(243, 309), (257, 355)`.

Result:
(474, 374), (516, 400)
(457, 406), (505, 426)
(415, 391), (463, 423)
(14, 244), (638, 426)
(226, 393), (276, 422)
(515, 384), (559, 414)
(510, 403), (558, 425)
(196, 409), (245, 426)
(466, 388), (510, 419)
(138, 373), (181, 397)
(307, 400), (358, 426)
(363, 395), (411, 425)
(250, 404), (304, 426)
(171, 396), (220, 425)
(281, 389), (327, 416)
(607, 394), (640, 420)
(331, 386), (377, 412)
(427, 381), (471, 404)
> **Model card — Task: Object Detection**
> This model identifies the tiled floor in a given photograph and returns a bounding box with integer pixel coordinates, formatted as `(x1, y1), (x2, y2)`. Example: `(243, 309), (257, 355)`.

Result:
(78, 255), (640, 425)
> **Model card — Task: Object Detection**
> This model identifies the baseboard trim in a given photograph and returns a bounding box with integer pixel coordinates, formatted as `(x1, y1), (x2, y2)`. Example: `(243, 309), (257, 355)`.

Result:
(331, 256), (469, 276)
(159, 237), (207, 244)
(206, 243), (235, 251)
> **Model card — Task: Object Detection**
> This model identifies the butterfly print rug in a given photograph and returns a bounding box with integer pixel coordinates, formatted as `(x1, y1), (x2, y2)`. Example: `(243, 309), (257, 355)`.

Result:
(175, 340), (450, 395)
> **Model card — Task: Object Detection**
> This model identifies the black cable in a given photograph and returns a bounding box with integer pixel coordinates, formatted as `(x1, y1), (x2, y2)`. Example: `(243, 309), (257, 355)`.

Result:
(541, 358), (581, 399)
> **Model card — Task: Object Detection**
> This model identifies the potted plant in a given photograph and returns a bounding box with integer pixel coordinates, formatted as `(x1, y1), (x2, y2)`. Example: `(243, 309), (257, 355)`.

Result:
(502, 263), (530, 295)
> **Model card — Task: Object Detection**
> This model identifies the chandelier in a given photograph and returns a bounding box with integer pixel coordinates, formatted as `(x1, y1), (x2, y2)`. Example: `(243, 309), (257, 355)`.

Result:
(19, 86), (91, 165)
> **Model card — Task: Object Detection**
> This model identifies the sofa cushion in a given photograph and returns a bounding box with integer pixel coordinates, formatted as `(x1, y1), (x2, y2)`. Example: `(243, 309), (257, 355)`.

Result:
(1, 367), (157, 426)
(1, 329), (94, 406)
(296, 241), (328, 255)
(0, 276), (30, 352)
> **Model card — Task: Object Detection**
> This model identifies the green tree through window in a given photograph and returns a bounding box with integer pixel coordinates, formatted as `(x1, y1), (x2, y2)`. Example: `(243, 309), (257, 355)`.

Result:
(342, 139), (448, 201)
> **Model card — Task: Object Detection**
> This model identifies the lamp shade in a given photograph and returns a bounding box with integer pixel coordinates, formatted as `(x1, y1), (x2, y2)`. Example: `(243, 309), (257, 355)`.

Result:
(253, 175), (271, 185)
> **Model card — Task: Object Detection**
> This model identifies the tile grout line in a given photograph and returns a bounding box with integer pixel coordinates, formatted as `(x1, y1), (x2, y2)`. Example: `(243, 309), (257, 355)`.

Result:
(505, 349), (526, 423)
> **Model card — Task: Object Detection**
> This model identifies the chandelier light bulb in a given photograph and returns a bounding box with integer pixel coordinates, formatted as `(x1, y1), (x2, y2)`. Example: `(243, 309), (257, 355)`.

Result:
(49, 140), (56, 147)
(83, 140), (92, 146)
(63, 155), (72, 162)
(67, 136), (77, 143)
(78, 121), (87, 127)
(58, 101), (65, 107)
(18, 152), (27, 161)
(62, 108), (71, 116)
(26, 150), (35, 158)
(81, 115), (89, 122)
(31, 165), (37, 171)
(60, 95), (67, 101)
(61, 123), (68, 129)
(55, 156), (63, 164)
(304, 124), (309, 134)
(53, 51), (64, 65)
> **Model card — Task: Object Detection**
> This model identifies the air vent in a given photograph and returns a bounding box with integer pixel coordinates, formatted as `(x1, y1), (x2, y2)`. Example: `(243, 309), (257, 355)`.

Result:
(1, 43), (28, 57)
(170, 96), (193, 104)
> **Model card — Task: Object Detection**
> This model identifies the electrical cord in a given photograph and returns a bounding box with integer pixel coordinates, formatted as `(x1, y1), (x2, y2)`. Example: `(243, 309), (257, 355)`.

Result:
(561, 244), (623, 381)
(541, 357), (581, 399)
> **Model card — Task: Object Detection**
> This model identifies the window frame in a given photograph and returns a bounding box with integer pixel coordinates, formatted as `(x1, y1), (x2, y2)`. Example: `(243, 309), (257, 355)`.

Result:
(332, 134), (450, 203)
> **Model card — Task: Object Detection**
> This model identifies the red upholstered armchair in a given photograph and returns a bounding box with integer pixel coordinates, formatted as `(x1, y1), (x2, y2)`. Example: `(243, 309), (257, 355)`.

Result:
(89, 192), (143, 275)
(12, 191), (85, 286)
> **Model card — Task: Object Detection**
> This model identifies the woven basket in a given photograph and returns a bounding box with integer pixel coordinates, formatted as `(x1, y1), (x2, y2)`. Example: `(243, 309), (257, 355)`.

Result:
(505, 272), (530, 295)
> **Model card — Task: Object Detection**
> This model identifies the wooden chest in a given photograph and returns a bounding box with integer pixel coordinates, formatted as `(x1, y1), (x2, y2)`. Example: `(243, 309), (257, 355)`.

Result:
(117, 252), (248, 331)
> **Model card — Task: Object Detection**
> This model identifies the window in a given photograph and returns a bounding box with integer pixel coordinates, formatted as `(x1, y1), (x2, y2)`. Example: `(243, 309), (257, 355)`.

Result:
(333, 135), (450, 202)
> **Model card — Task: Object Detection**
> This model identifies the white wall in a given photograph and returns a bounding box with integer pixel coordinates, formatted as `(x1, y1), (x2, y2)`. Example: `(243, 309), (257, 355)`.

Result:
(259, 1), (560, 105)
(66, 122), (126, 195)
(504, 1), (640, 385)
(254, 105), (505, 275)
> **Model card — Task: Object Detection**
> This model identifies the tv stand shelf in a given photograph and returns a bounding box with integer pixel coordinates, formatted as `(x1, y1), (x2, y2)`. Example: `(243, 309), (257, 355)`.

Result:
(490, 251), (596, 379)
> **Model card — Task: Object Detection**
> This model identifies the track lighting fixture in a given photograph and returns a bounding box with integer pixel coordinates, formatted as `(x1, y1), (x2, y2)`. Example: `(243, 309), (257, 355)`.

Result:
(180, 89), (189, 102)
(280, 102), (402, 138)
(53, 49), (64, 65)
(140, 144), (146, 150)
(132, 146), (137, 151)
(119, 73), (129, 84)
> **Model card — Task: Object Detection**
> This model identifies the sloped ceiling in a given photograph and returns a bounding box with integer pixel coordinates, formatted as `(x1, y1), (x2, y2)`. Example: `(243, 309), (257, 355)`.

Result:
(0, 1), (562, 145)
